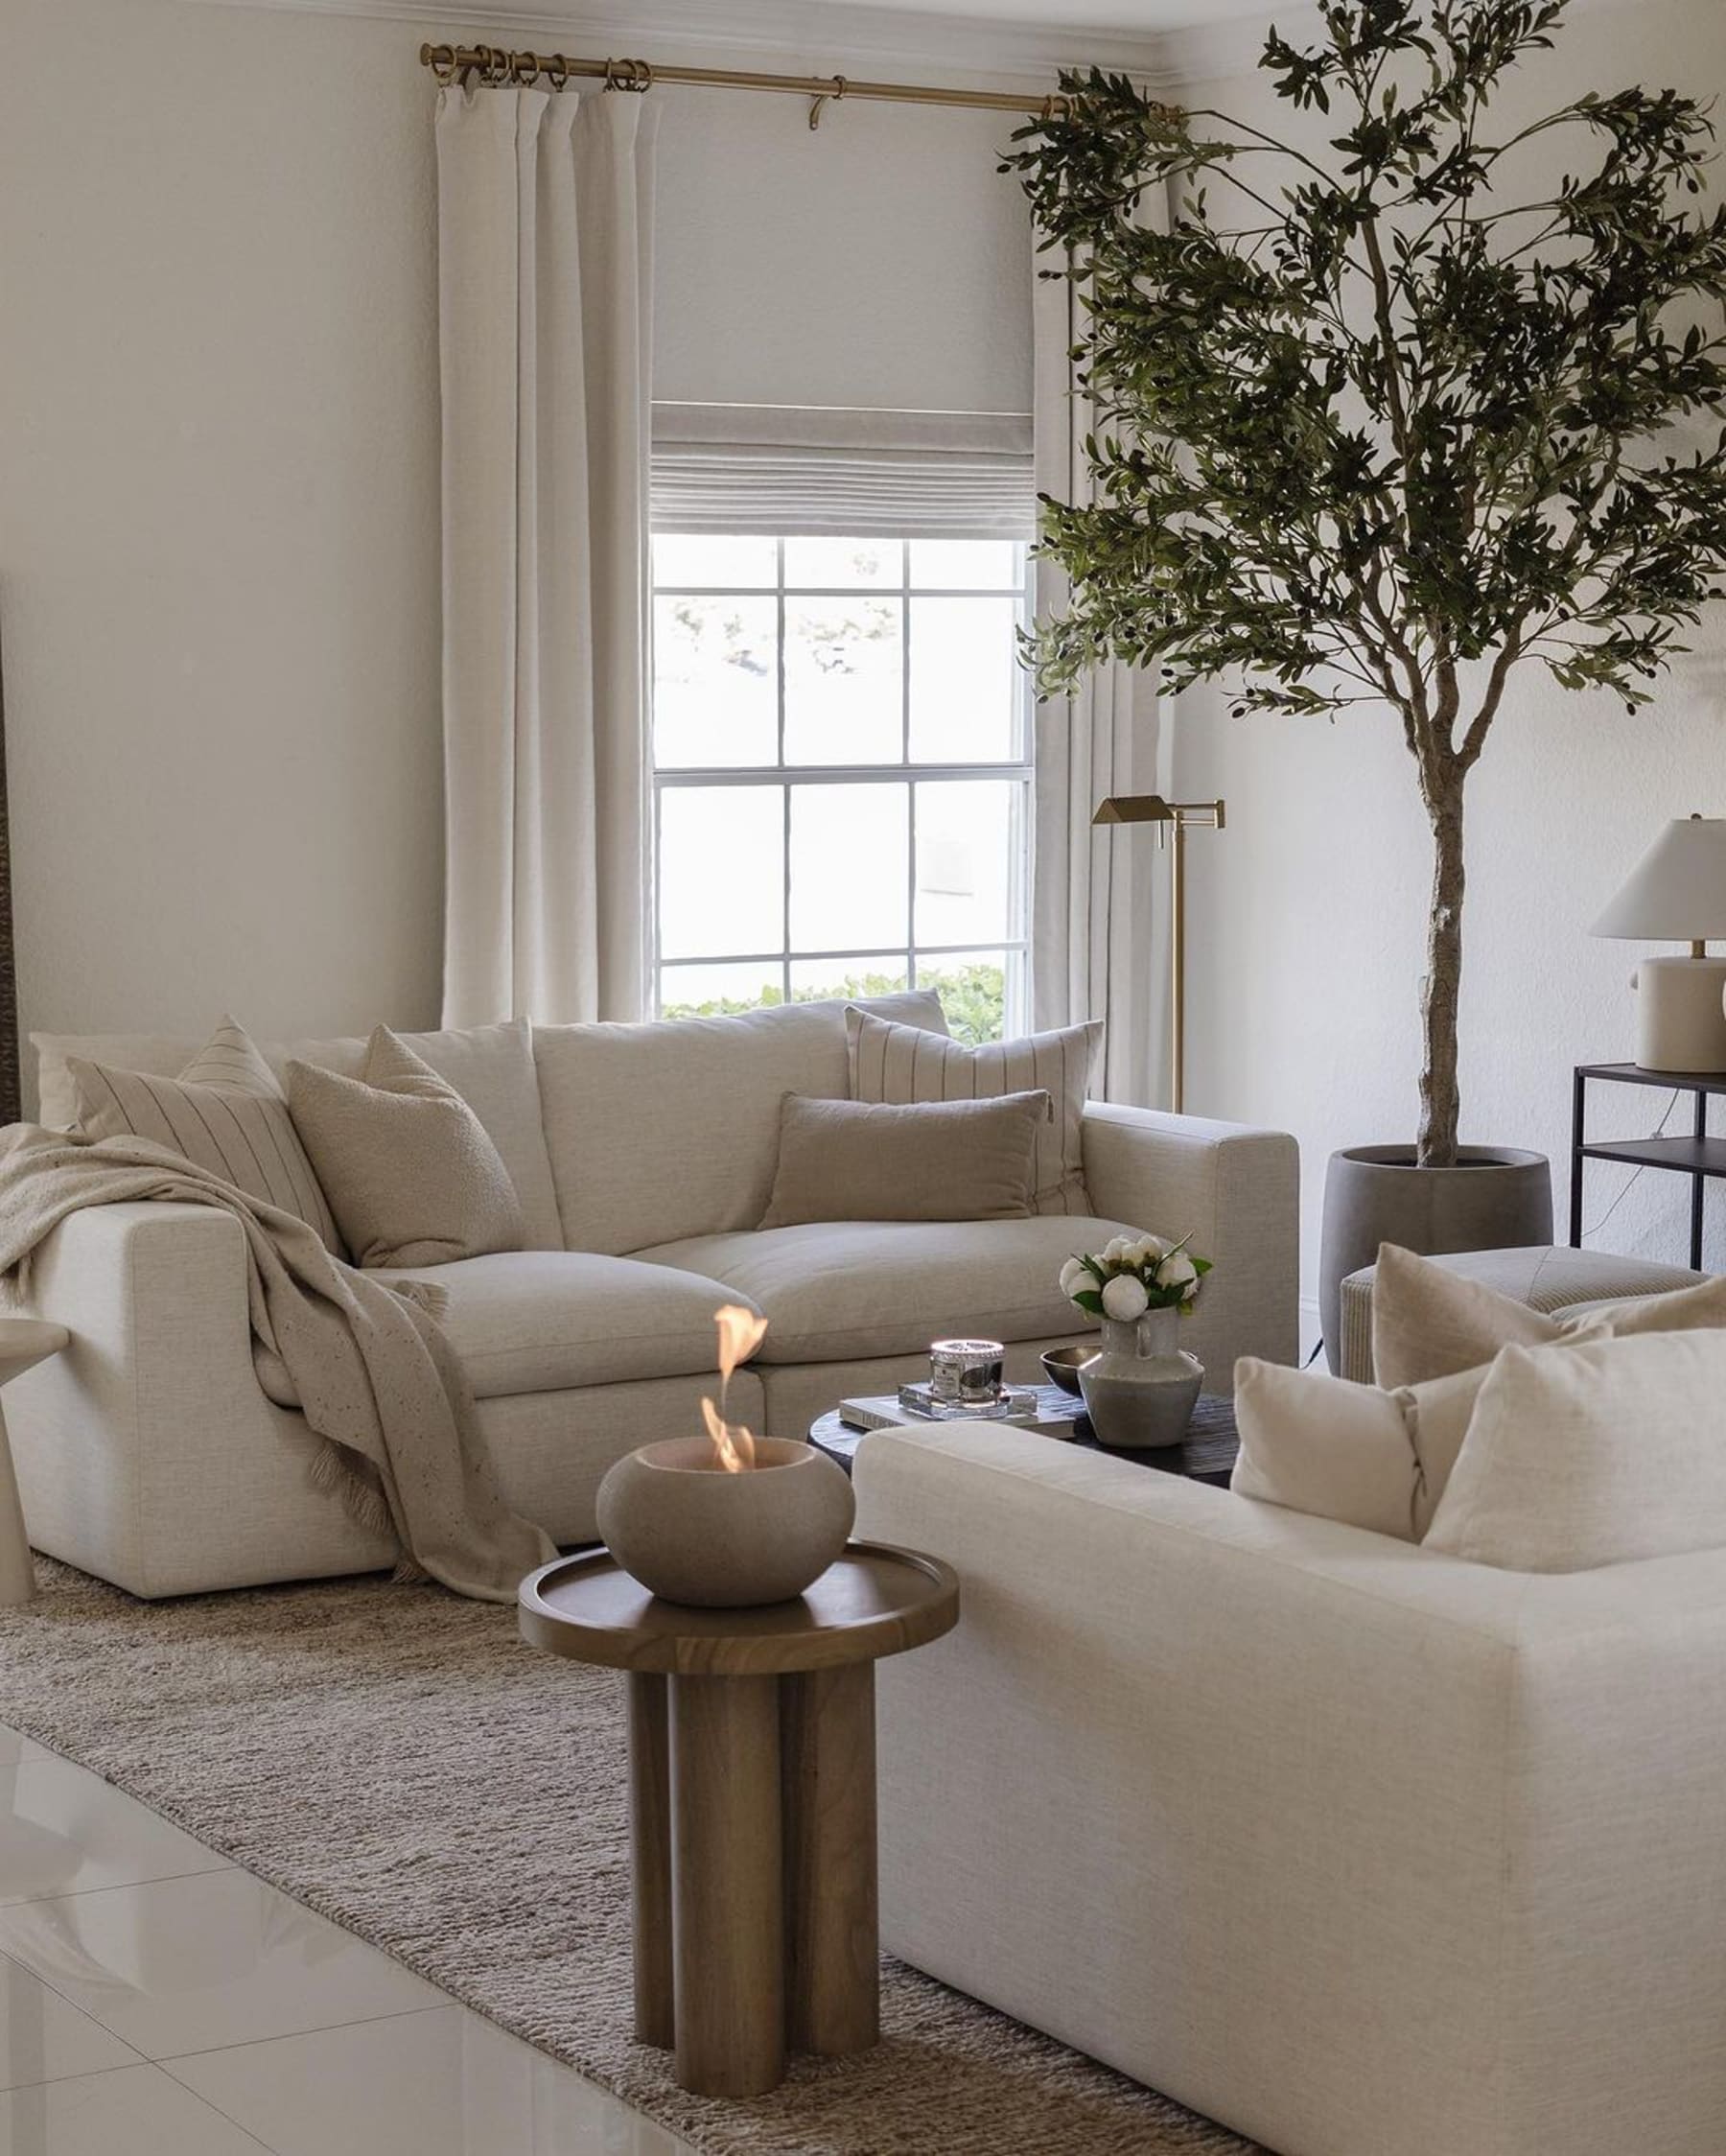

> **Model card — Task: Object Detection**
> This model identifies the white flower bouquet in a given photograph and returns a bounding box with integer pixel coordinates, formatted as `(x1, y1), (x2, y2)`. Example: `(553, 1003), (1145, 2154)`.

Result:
(1058, 1231), (1212, 1323)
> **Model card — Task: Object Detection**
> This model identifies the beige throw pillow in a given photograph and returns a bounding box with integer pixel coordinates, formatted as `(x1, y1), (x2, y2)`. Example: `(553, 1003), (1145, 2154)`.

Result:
(1424, 1330), (1726, 1572)
(758, 1090), (1046, 1230)
(68, 1016), (342, 1251)
(1231, 1357), (1488, 1542)
(846, 1007), (1101, 1215)
(1371, 1242), (1726, 1389)
(288, 1027), (525, 1267)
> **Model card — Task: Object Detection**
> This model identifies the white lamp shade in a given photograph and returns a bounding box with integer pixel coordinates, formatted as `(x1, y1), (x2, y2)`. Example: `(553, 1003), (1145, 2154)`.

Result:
(1590, 817), (1726, 941)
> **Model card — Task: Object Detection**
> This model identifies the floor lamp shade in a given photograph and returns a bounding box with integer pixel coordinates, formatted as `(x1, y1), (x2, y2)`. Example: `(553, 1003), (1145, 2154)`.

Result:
(1591, 815), (1726, 1072)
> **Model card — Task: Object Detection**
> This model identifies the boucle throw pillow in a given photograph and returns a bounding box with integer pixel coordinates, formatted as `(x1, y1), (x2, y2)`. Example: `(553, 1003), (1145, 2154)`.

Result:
(1371, 1241), (1726, 1390)
(1424, 1330), (1726, 1572)
(846, 1007), (1101, 1215)
(1231, 1357), (1489, 1542)
(758, 1090), (1046, 1230)
(68, 1016), (341, 1251)
(287, 1026), (525, 1267)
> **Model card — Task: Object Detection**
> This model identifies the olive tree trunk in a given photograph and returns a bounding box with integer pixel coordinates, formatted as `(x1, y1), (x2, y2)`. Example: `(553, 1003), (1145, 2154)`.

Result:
(1418, 774), (1466, 1169)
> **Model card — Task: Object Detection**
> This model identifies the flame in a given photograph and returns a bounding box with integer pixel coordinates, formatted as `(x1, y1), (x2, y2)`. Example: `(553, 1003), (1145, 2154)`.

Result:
(702, 1304), (768, 1473)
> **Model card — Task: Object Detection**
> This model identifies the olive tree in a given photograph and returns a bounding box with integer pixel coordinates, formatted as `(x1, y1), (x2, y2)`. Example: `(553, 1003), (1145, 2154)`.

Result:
(1007, 0), (1726, 1163)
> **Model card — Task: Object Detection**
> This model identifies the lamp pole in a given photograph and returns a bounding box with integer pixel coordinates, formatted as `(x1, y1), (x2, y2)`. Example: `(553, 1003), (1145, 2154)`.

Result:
(1092, 795), (1225, 1114)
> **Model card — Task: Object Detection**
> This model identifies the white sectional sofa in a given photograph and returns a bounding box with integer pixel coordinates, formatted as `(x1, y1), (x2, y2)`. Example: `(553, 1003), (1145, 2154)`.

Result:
(11, 995), (1297, 1597)
(854, 1420), (1726, 2156)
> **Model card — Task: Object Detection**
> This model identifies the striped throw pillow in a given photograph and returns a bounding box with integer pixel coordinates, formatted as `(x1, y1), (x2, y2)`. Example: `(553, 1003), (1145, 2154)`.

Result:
(68, 1016), (342, 1252)
(846, 1007), (1103, 1216)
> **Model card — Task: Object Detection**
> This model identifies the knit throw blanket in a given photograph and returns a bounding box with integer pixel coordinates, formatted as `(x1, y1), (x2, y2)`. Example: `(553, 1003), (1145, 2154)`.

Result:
(0, 1127), (556, 1603)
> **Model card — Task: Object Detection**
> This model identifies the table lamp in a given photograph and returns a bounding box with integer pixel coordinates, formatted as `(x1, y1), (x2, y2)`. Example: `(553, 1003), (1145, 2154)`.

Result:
(1590, 813), (1726, 1071)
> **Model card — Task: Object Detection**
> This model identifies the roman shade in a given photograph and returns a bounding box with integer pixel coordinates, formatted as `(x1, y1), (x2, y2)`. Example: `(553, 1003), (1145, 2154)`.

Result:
(650, 402), (1036, 539)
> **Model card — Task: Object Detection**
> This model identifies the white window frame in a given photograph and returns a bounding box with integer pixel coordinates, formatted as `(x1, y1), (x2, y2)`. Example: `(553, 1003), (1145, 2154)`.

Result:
(650, 535), (1035, 1030)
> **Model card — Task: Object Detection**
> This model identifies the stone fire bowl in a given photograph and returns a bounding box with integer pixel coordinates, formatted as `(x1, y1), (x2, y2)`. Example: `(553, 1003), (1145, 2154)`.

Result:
(595, 1435), (856, 1608)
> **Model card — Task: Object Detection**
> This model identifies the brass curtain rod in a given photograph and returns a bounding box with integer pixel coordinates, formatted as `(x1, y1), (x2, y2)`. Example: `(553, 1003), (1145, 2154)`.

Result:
(419, 41), (1085, 124)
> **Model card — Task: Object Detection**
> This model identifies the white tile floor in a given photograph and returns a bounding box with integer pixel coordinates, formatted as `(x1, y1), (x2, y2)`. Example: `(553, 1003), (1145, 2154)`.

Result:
(0, 1723), (693, 2155)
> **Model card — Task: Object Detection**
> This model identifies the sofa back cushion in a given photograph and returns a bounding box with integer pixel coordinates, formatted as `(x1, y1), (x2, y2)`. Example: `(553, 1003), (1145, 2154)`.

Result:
(1424, 1330), (1726, 1572)
(1231, 1355), (1491, 1542)
(287, 1028), (526, 1268)
(1374, 1239), (1726, 1388)
(758, 1090), (1046, 1230)
(535, 992), (947, 1254)
(847, 1007), (1102, 1215)
(66, 1016), (343, 1254)
(34, 1018), (562, 1253)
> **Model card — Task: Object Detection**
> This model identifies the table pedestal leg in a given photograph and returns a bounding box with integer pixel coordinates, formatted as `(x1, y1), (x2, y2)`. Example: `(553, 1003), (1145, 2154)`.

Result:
(669, 1673), (784, 2097)
(0, 1406), (34, 1607)
(781, 1661), (878, 2054)
(626, 1673), (673, 2049)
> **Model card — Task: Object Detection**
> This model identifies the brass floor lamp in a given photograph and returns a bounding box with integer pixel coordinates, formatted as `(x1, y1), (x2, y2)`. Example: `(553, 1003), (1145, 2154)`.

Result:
(1092, 795), (1225, 1113)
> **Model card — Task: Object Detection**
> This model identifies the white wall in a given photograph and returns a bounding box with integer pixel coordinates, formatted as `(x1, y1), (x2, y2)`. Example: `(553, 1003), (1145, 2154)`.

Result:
(0, 0), (1033, 1099)
(1162, 0), (1726, 1316)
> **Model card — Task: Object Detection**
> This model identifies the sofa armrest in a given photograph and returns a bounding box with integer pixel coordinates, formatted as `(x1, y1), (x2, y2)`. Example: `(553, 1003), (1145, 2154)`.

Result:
(1081, 1103), (1299, 1384)
(853, 1422), (1726, 2156)
(6, 1202), (391, 1595)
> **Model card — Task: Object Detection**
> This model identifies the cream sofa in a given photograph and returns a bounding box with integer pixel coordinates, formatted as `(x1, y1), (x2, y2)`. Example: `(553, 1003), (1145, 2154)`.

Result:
(855, 1421), (1726, 2156)
(10, 995), (1297, 1597)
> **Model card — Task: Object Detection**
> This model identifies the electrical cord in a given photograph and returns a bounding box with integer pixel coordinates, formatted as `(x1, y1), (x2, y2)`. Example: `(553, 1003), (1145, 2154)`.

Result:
(1581, 1089), (1681, 1242)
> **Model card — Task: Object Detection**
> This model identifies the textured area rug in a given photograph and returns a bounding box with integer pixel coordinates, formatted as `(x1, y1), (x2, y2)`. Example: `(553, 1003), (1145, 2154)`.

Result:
(0, 1562), (1257, 2155)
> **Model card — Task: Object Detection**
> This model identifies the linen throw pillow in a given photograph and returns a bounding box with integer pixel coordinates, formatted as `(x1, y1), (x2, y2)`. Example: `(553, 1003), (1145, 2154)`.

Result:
(1424, 1330), (1726, 1572)
(846, 1008), (1102, 1215)
(287, 1027), (525, 1268)
(1372, 1241), (1726, 1389)
(1231, 1357), (1489, 1542)
(67, 1016), (342, 1251)
(758, 1090), (1046, 1230)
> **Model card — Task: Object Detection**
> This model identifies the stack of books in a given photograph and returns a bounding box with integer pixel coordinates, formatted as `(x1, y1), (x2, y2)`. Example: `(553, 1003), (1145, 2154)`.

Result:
(837, 1386), (1089, 1440)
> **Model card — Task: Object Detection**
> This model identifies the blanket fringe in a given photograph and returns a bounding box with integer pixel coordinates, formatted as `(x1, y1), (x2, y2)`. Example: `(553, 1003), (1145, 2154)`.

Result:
(309, 1438), (395, 1540)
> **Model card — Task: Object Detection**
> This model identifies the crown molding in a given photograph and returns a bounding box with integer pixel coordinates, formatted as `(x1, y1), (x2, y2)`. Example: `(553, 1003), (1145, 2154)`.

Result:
(183, 0), (1182, 90)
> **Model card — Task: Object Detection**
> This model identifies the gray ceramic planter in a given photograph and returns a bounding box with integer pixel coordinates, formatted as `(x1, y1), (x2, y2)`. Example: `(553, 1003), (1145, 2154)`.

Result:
(1318, 1145), (1553, 1373)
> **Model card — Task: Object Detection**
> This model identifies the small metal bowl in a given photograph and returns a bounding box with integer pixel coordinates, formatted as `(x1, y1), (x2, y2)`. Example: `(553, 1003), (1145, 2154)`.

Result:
(1040, 1343), (1097, 1397)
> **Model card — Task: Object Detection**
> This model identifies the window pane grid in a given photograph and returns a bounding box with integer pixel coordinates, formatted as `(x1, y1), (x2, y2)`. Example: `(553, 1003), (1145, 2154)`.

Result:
(652, 530), (1032, 1043)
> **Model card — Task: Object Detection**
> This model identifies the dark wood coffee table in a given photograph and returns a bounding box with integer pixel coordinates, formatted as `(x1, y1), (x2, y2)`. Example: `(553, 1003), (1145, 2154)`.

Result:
(809, 1382), (1239, 1485)
(519, 1541), (959, 2100)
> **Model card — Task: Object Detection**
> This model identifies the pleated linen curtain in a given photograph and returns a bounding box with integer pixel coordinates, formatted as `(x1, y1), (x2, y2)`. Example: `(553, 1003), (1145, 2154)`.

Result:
(435, 84), (659, 1027)
(1029, 226), (1172, 1110)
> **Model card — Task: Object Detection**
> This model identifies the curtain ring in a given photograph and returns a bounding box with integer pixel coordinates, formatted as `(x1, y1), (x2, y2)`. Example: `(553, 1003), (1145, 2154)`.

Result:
(508, 50), (540, 87)
(544, 53), (569, 92)
(479, 46), (511, 87)
(605, 56), (652, 92)
(422, 43), (457, 86)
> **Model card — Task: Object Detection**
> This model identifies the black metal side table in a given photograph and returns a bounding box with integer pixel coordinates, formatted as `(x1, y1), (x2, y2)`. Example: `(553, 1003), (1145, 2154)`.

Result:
(1570, 1062), (1726, 1270)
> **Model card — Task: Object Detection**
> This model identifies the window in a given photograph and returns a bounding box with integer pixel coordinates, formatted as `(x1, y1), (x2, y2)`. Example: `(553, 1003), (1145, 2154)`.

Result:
(651, 533), (1032, 1045)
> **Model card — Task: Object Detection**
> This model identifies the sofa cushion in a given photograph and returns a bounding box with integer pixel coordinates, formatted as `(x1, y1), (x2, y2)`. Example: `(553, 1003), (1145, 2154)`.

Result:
(67, 1018), (343, 1253)
(634, 1215), (1140, 1365)
(255, 1250), (752, 1405)
(758, 1090), (1047, 1229)
(287, 1029), (525, 1268)
(1374, 1240), (1726, 1389)
(534, 992), (946, 1256)
(1231, 1356), (1493, 1542)
(1425, 1330), (1726, 1572)
(847, 1008), (1103, 1215)
(35, 1019), (562, 1254)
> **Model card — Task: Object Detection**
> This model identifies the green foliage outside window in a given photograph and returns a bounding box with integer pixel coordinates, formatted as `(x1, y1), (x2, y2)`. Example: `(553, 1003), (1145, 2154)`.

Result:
(661, 958), (1007, 1045)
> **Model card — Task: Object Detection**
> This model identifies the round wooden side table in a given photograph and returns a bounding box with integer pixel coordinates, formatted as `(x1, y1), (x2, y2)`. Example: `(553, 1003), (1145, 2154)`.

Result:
(0, 1319), (68, 1606)
(519, 1540), (959, 2099)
